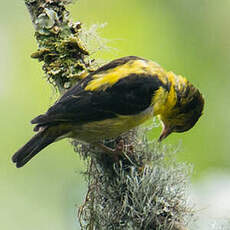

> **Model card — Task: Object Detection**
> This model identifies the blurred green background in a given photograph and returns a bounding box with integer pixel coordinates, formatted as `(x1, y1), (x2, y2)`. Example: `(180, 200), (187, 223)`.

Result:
(1, 0), (230, 229)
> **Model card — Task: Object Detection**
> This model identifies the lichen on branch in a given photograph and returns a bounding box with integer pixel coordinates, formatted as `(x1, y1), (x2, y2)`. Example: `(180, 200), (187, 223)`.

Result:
(77, 129), (193, 230)
(25, 0), (92, 93)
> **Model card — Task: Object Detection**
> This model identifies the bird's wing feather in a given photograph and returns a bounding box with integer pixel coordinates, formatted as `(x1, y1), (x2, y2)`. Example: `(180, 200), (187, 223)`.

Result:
(31, 57), (165, 126)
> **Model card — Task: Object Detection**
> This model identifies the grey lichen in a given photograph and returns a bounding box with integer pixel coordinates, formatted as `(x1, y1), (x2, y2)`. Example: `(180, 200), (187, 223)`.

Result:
(35, 8), (59, 34)
(79, 23), (111, 55)
(77, 128), (193, 230)
(26, 0), (92, 92)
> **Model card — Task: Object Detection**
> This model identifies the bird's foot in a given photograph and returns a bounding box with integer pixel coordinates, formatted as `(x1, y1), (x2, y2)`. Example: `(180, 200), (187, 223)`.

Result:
(94, 138), (136, 163)
(94, 140), (125, 161)
(95, 142), (119, 155)
(115, 139), (125, 153)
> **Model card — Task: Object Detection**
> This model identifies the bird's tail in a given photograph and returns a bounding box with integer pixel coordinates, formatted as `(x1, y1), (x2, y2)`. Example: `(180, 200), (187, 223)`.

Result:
(12, 129), (57, 168)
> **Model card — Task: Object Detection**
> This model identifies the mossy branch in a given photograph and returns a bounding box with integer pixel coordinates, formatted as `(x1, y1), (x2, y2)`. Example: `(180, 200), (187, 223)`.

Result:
(75, 129), (193, 230)
(24, 1), (193, 229)
(25, 0), (93, 93)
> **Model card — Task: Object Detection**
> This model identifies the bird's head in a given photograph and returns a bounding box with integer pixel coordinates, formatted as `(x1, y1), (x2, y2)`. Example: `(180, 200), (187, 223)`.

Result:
(158, 74), (204, 142)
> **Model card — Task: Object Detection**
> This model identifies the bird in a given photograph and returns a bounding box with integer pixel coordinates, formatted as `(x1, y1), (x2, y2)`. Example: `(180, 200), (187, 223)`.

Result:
(12, 56), (204, 168)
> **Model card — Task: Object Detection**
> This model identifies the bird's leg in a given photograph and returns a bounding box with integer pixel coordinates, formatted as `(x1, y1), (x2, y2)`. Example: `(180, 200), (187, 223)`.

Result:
(93, 139), (137, 165)
(94, 142), (117, 155)
(94, 142), (119, 162)
(94, 139), (124, 158)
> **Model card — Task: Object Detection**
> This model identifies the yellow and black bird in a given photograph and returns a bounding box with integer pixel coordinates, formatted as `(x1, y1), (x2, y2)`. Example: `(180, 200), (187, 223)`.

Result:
(12, 56), (204, 168)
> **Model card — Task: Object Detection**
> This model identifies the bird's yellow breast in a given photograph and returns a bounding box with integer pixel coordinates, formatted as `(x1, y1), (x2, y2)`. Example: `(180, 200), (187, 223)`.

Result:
(71, 106), (154, 143)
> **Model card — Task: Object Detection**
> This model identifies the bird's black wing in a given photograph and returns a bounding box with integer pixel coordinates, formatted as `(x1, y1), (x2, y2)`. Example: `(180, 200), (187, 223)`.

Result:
(31, 58), (165, 127)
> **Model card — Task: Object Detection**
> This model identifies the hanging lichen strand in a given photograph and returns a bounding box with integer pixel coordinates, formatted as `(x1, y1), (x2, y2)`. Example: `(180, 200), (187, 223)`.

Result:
(25, 0), (92, 93)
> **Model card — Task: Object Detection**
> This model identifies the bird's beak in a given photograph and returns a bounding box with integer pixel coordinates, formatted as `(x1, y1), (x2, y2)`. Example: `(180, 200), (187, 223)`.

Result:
(158, 125), (173, 142)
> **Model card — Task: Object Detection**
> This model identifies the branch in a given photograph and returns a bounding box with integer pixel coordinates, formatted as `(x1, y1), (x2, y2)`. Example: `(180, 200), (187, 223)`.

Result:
(24, 1), (194, 229)
(25, 0), (92, 93)
(76, 129), (193, 230)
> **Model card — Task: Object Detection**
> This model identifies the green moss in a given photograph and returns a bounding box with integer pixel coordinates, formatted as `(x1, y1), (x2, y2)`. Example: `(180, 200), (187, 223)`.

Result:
(26, 0), (92, 91)
(58, 37), (89, 55)
(31, 48), (51, 60)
